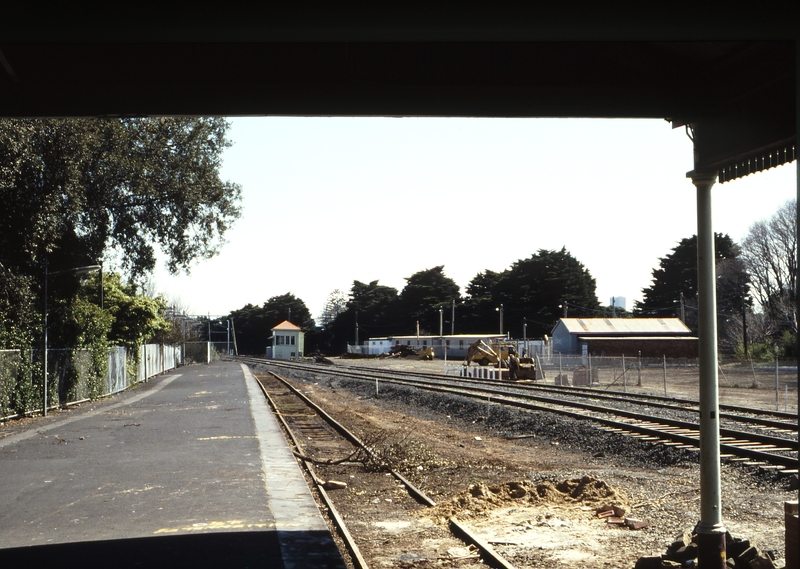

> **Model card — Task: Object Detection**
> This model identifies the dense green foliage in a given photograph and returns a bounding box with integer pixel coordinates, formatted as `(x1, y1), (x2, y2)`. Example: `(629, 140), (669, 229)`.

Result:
(635, 234), (748, 336)
(397, 267), (460, 335)
(0, 263), (38, 350)
(310, 251), (599, 354)
(462, 248), (600, 338)
(226, 293), (313, 355)
(0, 118), (242, 280)
(314, 281), (399, 355)
(0, 117), (240, 409)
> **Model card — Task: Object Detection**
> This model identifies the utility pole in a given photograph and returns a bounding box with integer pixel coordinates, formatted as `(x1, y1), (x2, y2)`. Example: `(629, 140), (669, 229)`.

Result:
(451, 299), (455, 336)
(741, 288), (748, 358)
(227, 319), (231, 355)
(562, 301), (569, 318)
(439, 306), (443, 337)
(496, 303), (504, 335)
(523, 317), (527, 355)
(355, 311), (359, 345)
(231, 318), (238, 356)
(680, 292), (686, 323)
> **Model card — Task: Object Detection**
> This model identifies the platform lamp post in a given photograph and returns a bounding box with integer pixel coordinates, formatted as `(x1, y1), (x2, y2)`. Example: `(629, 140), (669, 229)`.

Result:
(43, 263), (101, 416)
(495, 304), (503, 336)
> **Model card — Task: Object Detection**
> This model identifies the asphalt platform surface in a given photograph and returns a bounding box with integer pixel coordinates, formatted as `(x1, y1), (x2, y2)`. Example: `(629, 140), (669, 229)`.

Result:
(0, 361), (346, 569)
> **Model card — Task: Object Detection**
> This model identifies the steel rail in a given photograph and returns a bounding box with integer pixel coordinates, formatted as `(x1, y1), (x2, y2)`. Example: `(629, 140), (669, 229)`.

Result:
(238, 357), (797, 448)
(253, 374), (370, 569)
(236, 356), (798, 429)
(258, 369), (519, 569)
(333, 361), (799, 428)
(350, 373), (800, 469)
(378, 367), (798, 433)
(327, 359), (798, 422)
(241, 357), (798, 470)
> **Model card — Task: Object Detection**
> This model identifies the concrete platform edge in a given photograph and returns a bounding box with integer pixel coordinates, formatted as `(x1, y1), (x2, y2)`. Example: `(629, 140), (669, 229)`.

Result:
(241, 363), (346, 569)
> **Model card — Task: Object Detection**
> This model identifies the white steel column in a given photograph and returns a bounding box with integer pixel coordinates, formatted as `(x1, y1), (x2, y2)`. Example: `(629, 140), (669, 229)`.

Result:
(692, 171), (727, 568)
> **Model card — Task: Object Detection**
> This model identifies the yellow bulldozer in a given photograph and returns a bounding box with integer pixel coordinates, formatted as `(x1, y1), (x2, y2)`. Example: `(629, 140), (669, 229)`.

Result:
(463, 340), (537, 380)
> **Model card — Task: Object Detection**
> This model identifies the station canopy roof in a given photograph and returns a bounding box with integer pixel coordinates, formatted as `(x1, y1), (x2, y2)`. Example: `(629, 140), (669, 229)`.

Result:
(0, 4), (796, 180)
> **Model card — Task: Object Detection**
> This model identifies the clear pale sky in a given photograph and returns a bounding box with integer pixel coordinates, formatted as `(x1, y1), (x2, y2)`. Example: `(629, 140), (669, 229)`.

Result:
(150, 117), (796, 323)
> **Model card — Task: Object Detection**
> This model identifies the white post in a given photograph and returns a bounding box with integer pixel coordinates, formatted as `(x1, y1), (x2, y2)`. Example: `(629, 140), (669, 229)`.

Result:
(692, 170), (726, 565)
(558, 352), (562, 378)
(588, 353), (592, 387)
(637, 350), (642, 386)
(622, 354), (627, 392)
(775, 353), (779, 412)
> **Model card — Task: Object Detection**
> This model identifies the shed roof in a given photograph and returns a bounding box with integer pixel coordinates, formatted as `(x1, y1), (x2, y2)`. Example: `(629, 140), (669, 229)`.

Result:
(579, 336), (698, 341)
(272, 320), (301, 331)
(557, 318), (691, 336)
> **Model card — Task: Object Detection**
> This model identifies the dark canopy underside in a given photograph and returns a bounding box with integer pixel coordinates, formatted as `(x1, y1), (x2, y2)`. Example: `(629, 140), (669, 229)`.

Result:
(0, 5), (796, 180)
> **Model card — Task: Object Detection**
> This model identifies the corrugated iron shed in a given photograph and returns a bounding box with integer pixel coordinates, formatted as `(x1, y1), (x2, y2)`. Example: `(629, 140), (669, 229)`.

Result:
(558, 318), (692, 336)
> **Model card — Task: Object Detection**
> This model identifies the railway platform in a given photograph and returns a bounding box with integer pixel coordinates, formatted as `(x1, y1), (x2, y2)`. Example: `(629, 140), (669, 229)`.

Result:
(0, 361), (346, 569)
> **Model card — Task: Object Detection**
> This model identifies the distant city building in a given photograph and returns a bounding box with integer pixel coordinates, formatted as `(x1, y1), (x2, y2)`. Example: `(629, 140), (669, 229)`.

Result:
(609, 296), (627, 311)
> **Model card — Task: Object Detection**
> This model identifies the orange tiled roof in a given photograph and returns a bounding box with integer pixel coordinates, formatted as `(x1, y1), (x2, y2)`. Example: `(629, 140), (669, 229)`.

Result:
(272, 320), (301, 331)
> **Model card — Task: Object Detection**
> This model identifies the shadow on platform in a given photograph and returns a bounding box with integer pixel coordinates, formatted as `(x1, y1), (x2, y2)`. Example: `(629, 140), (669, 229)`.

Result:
(0, 529), (344, 569)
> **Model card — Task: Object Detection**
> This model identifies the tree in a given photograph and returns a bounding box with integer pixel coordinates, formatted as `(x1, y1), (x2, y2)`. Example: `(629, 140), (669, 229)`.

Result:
(0, 118), (242, 281)
(635, 234), (749, 342)
(318, 281), (400, 354)
(227, 293), (313, 355)
(714, 256), (752, 353)
(462, 269), (504, 334)
(739, 199), (797, 339)
(461, 249), (599, 338)
(77, 272), (168, 353)
(0, 262), (38, 350)
(319, 289), (348, 328)
(397, 267), (460, 335)
(496, 248), (600, 338)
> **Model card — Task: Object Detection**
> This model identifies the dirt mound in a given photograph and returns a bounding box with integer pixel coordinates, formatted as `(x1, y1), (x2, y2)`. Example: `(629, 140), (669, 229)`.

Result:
(427, 475), (628, 520)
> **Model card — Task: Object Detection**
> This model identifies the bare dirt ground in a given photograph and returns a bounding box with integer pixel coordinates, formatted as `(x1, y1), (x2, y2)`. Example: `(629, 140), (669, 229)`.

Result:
(260, 357), (797, 569)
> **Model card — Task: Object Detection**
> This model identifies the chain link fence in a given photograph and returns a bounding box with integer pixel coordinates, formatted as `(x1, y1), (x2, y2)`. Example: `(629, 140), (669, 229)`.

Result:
(540, 353), (797, 412)
(1, 343), (188, 420)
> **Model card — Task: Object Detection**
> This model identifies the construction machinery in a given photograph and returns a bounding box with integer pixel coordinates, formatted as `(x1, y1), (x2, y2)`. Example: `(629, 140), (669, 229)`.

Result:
(463, 340), (537, 379)
(417, 346), (435, 360)
(386, 344), (435, 360)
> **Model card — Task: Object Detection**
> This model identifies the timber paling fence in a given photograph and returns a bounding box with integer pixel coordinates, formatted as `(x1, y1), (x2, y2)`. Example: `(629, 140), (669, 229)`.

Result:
(0, 343), (190, 420)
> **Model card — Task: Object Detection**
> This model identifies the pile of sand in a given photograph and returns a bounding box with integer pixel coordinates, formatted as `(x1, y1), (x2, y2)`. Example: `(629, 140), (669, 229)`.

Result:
(428, 475), (628, 519)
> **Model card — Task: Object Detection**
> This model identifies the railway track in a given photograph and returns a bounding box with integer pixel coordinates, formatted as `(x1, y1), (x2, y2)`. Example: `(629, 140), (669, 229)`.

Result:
(253, 369), (518, 569)
(238, 356), (798, 476)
